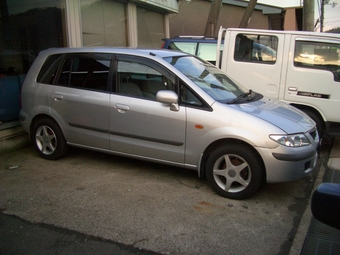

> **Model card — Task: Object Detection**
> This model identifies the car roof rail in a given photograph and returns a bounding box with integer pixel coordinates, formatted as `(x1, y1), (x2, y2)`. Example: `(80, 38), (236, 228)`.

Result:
(173, 36), (218, 40)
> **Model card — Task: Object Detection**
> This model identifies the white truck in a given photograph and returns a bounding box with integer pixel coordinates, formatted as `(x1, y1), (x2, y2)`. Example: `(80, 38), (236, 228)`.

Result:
(215, 27), (340, 138)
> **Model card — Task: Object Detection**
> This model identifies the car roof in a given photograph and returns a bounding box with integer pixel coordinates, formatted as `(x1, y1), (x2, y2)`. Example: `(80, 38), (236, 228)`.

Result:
(39, 47), (188, 59)
(162, 36), (218, 43)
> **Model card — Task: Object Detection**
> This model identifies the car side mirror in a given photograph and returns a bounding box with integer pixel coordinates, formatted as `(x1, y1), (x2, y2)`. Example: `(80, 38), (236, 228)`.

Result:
(156, 90), (179, 111)
(311, 183), (340, 230)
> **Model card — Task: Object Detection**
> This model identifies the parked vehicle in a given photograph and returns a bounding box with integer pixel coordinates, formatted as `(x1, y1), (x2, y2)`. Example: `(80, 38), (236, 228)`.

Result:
(217, 28), (340, 139)
(20, 47), (319, 199)
(161, 36), (221, 64)
(163, 28), (340, 138)
(312, 183), (340, 230)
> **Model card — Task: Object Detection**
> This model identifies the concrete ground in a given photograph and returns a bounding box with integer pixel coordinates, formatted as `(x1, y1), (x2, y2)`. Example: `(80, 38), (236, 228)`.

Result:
(0, 140), (332, 255)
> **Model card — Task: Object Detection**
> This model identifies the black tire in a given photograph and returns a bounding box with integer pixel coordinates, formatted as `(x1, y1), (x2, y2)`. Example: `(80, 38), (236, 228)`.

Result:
(32, 118), (68, 160)
(302, 109), (324, 139)
(206, 144), (264, 200)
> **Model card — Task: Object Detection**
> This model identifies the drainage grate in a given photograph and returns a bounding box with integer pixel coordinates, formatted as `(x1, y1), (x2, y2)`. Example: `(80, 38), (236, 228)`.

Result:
(301, 218), (340, 255)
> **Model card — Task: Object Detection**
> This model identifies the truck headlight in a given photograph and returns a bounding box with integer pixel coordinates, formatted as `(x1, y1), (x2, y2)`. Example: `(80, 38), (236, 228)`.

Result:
(270, 134), (310, 147)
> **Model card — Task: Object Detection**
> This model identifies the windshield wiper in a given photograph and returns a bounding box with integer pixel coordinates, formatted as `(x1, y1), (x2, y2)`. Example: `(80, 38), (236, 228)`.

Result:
(227, 89), (254, 104)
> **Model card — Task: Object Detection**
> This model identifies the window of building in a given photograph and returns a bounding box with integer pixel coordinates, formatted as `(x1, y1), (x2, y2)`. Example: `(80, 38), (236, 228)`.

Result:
(0, 0), (66, 128)
(137, 8), (165, 48)
(294, 41), (340, 82)
(234, 34), (277, 64)
(81, 0), (127, 47)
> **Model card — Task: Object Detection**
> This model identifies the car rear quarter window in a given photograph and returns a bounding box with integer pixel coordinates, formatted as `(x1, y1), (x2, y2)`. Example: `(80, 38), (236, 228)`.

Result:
(169, 42), (197, 55)
(197, 43), (219, 64)
(37, 54), (63, 84)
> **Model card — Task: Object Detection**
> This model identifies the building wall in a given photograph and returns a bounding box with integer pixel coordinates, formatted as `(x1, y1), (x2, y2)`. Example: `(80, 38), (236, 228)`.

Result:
(284, 8), (299, 30)
(169, 0), (269, 37)
(0, 0), (177, 130)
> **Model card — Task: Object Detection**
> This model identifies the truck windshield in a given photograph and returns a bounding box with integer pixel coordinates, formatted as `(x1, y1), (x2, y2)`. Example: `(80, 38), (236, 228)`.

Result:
(164, 55), (253, 103)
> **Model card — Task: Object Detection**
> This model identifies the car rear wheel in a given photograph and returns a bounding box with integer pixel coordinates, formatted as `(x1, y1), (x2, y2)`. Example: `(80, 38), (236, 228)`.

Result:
(32, 118), (68, 160)
(206, 144), (264, 199)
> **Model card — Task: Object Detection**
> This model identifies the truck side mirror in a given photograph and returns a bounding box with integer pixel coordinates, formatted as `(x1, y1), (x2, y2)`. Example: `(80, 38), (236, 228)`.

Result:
(311, 183), (340, 230)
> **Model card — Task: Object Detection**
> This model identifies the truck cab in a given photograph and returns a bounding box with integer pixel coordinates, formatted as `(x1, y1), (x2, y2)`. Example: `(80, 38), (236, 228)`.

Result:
(216, 28), (340, 138)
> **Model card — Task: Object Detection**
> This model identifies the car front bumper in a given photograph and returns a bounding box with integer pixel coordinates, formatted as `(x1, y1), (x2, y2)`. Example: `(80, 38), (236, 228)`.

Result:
(258, 145), (319, 183)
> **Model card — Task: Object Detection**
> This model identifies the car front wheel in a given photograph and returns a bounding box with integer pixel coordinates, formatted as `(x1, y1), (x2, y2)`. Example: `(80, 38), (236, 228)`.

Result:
(32, 118), (68, 160)
(206, 144), (264, 199)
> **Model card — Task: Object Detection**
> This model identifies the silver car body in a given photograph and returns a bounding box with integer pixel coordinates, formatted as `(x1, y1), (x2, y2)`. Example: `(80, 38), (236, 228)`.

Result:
(20, 47), (319, 198)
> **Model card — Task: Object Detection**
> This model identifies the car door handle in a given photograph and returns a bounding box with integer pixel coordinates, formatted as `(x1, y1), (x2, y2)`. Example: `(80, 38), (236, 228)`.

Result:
(115, 104), (130, 113)
(52, 94), (64, 101)
(288, 87), (298, 92)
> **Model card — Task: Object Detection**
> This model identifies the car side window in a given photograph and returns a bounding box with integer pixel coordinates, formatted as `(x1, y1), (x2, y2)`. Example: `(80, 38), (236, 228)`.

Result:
(234, 34), (277, 64)
(56, 53), (111, 91)
(197, 43), (221, 64)
(37, 54), (64, 84)
(117, 60), (175, 99)
(180, 82), (203, 107)
(294, 41), (340, 82)
(168, 42), (197, 55)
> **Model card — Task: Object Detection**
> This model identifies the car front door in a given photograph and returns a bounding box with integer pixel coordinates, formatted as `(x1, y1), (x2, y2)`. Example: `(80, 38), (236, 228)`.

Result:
(109, 56), (186, 163)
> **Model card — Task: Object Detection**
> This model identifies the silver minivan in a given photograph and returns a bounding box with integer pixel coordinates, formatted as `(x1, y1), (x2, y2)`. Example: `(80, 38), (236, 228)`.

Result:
(20, 47), (319, 199)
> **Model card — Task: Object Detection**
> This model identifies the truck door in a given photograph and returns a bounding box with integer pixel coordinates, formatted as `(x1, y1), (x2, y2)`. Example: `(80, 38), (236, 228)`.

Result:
(284, 37), (340, 126)
(220, 30), (285, 99)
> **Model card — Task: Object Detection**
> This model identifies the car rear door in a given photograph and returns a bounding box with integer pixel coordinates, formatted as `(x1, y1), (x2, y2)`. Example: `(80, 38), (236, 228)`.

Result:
(50, 53), (111, 149)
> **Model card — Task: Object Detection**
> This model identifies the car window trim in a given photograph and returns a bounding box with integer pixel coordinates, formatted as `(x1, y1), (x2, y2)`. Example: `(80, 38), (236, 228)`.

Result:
(114, 54), (177, 94)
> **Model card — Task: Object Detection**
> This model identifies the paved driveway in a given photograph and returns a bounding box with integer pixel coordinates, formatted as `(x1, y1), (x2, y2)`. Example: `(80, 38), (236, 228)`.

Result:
(0, 145), (328, 255)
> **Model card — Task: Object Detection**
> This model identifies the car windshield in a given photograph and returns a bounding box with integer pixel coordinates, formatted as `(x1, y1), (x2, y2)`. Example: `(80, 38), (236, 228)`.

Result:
(164, 55), (249, 103)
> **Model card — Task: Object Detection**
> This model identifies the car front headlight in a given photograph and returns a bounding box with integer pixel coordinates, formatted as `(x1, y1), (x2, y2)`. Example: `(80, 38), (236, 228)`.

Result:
(269, 133), (310, 147)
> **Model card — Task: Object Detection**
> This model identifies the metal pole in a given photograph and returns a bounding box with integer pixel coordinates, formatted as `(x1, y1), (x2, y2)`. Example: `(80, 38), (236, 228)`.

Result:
(320, 0), (324, 32)
(303, 0), (315, 31)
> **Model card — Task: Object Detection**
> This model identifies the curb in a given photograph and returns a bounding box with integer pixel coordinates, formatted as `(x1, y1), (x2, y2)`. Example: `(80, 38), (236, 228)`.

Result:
(0, 128), (31, 155)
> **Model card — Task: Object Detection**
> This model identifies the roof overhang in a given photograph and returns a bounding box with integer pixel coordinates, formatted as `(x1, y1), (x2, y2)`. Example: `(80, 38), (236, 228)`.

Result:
(134, 0), (179, 13)
(220, 0), (283, 14)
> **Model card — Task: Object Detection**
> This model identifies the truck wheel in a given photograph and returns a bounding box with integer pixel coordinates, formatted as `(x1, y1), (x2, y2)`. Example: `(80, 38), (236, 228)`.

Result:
(303, 109), (324, 139)
(32, 118), (68, 160)
(206, 144), (264, 200)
